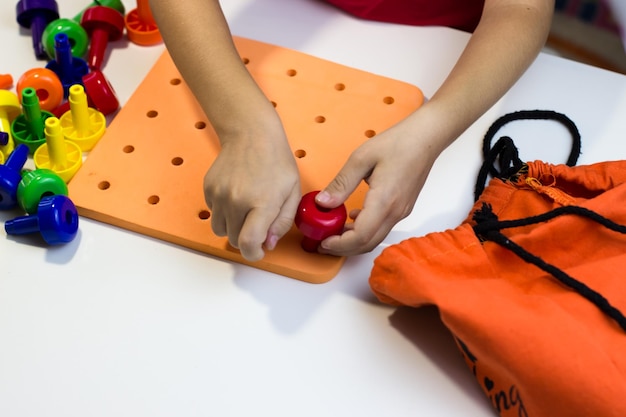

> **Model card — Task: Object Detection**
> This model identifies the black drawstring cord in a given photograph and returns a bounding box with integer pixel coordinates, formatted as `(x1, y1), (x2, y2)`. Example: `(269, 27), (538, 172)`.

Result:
(474, 110), (582, 201)
(473, 203), (626, 332)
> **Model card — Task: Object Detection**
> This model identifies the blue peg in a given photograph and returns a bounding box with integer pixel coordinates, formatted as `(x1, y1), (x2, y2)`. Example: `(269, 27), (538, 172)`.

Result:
(4, 195), (79, 245)
(0, 144), (29, 210)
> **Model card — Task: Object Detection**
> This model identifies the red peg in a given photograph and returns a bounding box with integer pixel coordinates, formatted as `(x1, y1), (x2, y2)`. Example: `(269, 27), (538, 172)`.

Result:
(82, 69), (119, 115)
(51, 69), (120, 117)
(295, 191), (347, 252)
(80, 6), (125, 70)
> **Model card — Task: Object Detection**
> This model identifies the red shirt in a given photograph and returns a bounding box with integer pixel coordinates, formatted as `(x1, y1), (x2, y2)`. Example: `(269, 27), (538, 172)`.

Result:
(323, 0), (485, 32)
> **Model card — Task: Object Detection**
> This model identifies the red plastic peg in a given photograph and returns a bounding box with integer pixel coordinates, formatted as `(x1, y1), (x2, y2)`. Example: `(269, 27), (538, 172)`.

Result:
(80, 6), (125, 70)
(82, 69), (119, 115)
(294, 191), (347, 252)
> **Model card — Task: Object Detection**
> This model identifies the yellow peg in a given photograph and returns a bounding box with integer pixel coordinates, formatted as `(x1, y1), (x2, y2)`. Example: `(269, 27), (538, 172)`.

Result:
(0, 90), (20, 159)
(34, 117), (82, 183)
(60, 84), (106, 151)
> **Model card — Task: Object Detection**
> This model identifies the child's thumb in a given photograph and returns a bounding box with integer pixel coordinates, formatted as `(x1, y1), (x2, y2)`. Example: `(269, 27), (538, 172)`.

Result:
(315, 170), (361, 209)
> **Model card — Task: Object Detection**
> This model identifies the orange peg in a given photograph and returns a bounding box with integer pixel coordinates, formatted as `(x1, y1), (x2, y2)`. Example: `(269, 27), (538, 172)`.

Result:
(0, 74), (13, 90)
(125, 0), (162, 46)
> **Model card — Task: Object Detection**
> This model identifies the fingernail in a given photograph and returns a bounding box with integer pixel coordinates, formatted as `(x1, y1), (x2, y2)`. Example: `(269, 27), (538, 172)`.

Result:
(316, 190), (331, 204)
(266, 234), (278, 250)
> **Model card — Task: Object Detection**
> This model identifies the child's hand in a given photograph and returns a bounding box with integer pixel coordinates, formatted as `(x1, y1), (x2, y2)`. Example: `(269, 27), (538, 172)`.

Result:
(203, 127), (301, 262)
(314, 119), (441, 256)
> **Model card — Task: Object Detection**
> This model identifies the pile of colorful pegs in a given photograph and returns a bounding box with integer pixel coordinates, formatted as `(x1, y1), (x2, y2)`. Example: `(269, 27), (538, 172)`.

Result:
(1, 0), (162, 245)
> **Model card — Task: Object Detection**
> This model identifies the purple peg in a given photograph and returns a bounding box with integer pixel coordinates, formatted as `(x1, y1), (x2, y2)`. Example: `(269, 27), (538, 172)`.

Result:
(16, 0), (60, 59)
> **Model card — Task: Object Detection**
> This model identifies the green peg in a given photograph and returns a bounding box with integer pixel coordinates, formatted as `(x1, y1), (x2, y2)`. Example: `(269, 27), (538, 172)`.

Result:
(11, 87), (54, 154)
(17, 169), (68, 214)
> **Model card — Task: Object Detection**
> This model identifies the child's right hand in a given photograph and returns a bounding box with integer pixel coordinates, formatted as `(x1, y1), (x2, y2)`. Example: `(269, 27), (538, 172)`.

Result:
(203, 123), (301, 262)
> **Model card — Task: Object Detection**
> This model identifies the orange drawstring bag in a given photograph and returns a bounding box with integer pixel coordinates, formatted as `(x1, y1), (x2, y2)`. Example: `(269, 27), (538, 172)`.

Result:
(369, 110), (626, 417)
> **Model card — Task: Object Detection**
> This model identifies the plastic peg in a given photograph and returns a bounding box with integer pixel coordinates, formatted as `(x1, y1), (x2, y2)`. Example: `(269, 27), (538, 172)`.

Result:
(59, 84), (106, 151)
(73, 0), (125, 22)
(34, 117), (83, 183)
(42, 18), (89, 59)
(4, 194), (79, 245)
(294, 190), (347, 252)
(0, 74), (13, 90)
(11, 87), (54, 154)
(81, 6), (125, 70)
(0, 144), (29, 210)
(16, 0), (60, 59)
(16, 67), (64, 112)
(82, 69), (119, 115)
(125, 0), (162, 46)
(0, 90), (21, 158)
(45, 33), (89, 98)
(17, 168), (68, 214)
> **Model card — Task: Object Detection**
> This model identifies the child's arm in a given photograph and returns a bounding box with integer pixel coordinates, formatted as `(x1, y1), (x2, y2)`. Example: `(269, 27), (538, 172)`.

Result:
(149, 0), (301, 261)
(316, 0), (555, 256)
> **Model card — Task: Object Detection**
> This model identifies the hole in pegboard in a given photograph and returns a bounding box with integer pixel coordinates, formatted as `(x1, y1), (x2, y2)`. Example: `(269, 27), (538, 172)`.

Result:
(170, 78), (182, 86)
(171, 156), (184, 166)
(123, 145), (135, 153)
(294, 149), (306, 158)
(286, 69), (297, 77)
(314, 115), (326, 123)
(334, 83), (345, 91)
(195, 121), (207, 130)
(148, 195), (160, 205)
(198, 210), (211, 220)
(147, 110), (158, 118)
(98, 181), (110, 190)
(271, 101), (277, 108)
(242, 57), (250, 65)
(383, 96), (395, 105)
(365, 130), (376, 138)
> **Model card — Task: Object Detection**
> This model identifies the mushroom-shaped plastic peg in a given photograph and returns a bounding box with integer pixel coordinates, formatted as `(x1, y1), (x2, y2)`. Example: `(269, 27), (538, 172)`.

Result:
(81, 6), (125, 70)
(59, 84), (106, 151)
(45, 33), (89, 97)
(17, 168), (68, 214)
(0, 74), (13, 90)
(11, 87), (54, 154)
(16, 0), (60, 59)
(34, 117), (83, 183)
(4, 194), (79, 245)
(42, 18), (89, 59)
(16, 67), (64, 112)
(81, 69), (119, 115)
(0, 144), (29, 210)
(0, 90), (21, 158)
(73, 0), (125, 22)
(294, 190), (347, 252)
(125, 0), (162, 46)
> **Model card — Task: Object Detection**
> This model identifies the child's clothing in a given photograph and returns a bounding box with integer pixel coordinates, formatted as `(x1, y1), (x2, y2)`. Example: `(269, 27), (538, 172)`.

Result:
(324, 0), (485, 32)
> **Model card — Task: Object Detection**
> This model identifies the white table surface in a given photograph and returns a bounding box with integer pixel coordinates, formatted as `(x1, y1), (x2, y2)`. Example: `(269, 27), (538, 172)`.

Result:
(2, 1), (625, 416)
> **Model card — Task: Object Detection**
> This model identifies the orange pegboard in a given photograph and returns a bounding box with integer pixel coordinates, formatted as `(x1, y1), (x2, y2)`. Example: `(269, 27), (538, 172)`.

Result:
(68, 36), (424, 283)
